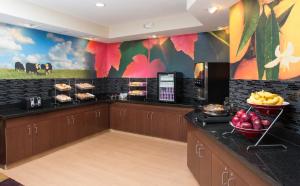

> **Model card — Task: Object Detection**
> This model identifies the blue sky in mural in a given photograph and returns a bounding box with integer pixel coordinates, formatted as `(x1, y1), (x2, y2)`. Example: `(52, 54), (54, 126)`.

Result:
(0, 23), (92, 70)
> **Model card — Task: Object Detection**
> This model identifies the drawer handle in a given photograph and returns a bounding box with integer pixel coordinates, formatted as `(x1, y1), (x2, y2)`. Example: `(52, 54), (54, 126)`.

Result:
(222, 168), (229, 185)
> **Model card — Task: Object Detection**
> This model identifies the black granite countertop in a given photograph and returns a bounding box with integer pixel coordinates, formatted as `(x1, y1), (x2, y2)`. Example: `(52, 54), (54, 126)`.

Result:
(185, 111), (300, 186)
(0, 99), (193, 120)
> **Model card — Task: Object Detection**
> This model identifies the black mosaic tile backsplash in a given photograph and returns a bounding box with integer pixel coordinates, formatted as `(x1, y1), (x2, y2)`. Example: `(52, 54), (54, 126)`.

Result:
(229, 80), (300, 134)
(0, 78), (195, 106)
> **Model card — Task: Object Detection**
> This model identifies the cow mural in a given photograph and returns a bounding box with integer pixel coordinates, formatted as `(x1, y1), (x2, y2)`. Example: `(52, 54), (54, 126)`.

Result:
(26, 63), (40, 74)
(15, 62), (25, 72)
(41, 63), (53, 75)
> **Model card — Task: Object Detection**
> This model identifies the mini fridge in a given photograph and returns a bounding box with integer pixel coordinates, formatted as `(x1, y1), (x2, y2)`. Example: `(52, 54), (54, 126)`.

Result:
(158, 72), (183, 103)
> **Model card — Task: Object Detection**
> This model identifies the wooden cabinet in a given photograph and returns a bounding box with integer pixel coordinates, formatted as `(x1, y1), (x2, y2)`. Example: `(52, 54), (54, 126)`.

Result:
(187, 129), (212, 186)
(32, 120), (53, 155)
(52, 117), (69, 148)
(5, 122), (32, 164)
(110, 103), (192, 141)
(187, 124), (276, 186)
(212, 154), (248, 186)
(3, 103), (110, 165)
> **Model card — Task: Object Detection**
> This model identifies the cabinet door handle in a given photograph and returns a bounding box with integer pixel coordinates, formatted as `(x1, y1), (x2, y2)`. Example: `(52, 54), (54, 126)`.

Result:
(27, 126), (31, 135)
(197, 144), (204, 158)
(34, 125), (38, 134)
(98, 111), (101, 118)
(147, 112), (150, 119)
(151, 112), (153, 120)
(72, 116), (75, 125)
(221, 168), (229, 185)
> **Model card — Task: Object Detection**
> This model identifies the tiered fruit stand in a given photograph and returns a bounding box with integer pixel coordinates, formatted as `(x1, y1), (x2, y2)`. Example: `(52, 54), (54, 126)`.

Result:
(224, 102), (289, 151)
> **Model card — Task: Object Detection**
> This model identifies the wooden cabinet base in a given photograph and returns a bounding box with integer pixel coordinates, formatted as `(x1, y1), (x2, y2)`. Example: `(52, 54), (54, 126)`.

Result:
(187, 124), (277, 186)
(110, 103), (192, 142)
(2, 103), (110, 165)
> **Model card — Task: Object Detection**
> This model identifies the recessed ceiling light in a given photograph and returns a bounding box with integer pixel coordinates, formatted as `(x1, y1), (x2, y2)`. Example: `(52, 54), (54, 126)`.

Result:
(151, 35), (157, 39)
(208, 6), (218, 14)
(144, 22), (154, 29)
(96, 2), (105, 7)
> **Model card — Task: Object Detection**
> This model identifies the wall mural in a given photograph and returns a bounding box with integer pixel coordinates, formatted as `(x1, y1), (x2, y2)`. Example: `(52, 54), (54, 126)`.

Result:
(0, 23), (100, 79)
(230, 0), (300, 80)
(0, 22), (229, 79)
(92, 30), (229, 78)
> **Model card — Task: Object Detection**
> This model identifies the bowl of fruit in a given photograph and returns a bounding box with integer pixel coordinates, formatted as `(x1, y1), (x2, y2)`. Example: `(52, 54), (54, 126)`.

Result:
(247, 90), (289, 115)
(231, 109), (271, 138)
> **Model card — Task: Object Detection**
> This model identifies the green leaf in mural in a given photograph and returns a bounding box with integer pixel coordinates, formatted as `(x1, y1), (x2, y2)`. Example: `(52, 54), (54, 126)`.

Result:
(255, 9), (268, 80)
(255, 8), (280, 80)
(116, 41), (148, 77)
(278, 4), (295, 28)
(236, 0), (260, 55)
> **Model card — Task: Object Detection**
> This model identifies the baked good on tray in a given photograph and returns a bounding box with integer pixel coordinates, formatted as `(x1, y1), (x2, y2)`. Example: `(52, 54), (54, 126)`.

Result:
(75, 83), (95, 90)
(55, 94), (72, 102)
(75, 93), (95, 100)
(55, 83), (72, 91)
(203, 104), (225, 113)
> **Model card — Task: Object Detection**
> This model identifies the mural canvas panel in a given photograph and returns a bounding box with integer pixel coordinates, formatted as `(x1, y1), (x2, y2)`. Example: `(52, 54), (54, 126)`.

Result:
(230, 0), (300, 81)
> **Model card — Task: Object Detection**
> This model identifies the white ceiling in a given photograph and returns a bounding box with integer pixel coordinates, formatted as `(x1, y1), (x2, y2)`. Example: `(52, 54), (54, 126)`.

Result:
(0, 0), (238, 42)
(25, 0), (187, 26)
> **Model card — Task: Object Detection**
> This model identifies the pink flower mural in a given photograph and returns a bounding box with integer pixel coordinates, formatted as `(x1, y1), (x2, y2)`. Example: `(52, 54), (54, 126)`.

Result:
(122, 55), (166, 78)
(170, 34), (198, 60)
(86, 41), (121, 78)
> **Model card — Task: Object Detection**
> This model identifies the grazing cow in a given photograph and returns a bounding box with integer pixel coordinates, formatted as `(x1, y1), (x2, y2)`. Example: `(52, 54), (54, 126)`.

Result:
(41, 63), (53, 75)
(26, 63), (40, 74)
(15, 62), (25, 71)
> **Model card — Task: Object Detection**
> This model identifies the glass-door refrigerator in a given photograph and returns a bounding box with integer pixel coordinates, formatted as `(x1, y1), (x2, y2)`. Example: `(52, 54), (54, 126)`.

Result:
(158, 72), (182, 103)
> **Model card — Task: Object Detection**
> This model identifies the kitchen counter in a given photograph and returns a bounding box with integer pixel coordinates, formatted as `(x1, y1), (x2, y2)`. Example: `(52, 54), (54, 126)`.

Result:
(185, 111), (300, 186)
(0, 99), (193, 120)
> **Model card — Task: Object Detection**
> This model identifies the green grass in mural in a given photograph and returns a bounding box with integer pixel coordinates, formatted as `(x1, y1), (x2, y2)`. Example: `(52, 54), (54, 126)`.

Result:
(0, 69), (95, 79)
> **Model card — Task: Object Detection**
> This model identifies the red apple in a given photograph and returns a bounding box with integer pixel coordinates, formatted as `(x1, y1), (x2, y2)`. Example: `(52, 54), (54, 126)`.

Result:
(236, 121), (242, 128)
(261, 120), (271, 128)
(251, 115), (260, 122)
(240, 113), (250, 122)
(241, 122), (253, 129)
(253, 119), (262, 130)
(249, 112), (257, 118)
(236, 109), (246, 118)
(231, 116), (240, 126)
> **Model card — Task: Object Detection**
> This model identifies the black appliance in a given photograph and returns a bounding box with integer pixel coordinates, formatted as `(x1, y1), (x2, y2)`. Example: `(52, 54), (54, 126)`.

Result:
(194, 62), (229, 105)
(23, 96), (42, 109)
(158, 72), (183, 103)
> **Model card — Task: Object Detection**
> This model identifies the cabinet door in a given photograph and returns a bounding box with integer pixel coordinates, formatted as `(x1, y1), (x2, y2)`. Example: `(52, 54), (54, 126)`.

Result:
(6, 124), (32, 164)
(187, 131), (212, 186)
(179, 115), (188, 142)
(66, 115), (78, 142)
(32, 120), (53, 155)
(227, 171), (249, 186)
(110, 107), (123, 130)
(52, 116), (69, 147)
(163, 112), (181, 141)
(150, 111), (165, 138)
(212, 154), (229, 186)
(97, 106), (109, 131)
(135, 110), (150, 135)
(123, 108), (136, 133)
(212, 154), (249, 186)
(84, 110), (98, 135)
(73, 113), (86, 139)
(187, 131), (201, 183)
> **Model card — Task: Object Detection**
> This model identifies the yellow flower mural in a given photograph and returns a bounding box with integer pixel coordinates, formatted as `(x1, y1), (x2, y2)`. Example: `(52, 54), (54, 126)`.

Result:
(230, 0), (300, 80)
